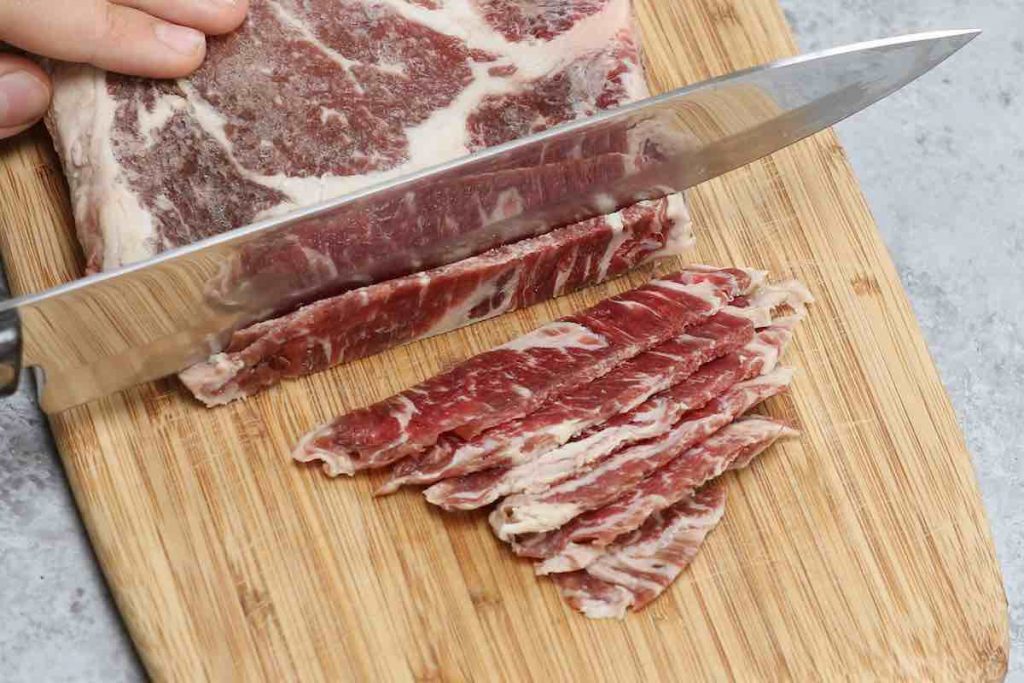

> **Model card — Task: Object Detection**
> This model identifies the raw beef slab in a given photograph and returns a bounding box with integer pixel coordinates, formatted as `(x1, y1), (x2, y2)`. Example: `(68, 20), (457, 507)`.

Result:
(47, 0), (695, 406)
(180, 195), (693, 405)
(46, 0), (660, 271)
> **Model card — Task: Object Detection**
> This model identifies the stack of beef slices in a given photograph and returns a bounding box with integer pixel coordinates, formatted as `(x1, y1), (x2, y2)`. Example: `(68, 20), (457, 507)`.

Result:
(294, 266), (811, 618)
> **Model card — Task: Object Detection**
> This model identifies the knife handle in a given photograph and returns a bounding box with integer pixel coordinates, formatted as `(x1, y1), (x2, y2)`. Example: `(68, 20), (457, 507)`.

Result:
(0, 307), (21, 396)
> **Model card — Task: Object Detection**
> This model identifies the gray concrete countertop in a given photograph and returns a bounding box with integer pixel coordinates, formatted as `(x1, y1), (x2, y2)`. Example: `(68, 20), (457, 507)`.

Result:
(1, 2), (1021, 680)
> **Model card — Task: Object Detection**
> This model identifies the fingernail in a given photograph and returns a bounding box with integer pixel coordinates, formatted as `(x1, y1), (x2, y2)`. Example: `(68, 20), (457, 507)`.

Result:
(154, 23), (206, 55)
(0, 71), (50, 128)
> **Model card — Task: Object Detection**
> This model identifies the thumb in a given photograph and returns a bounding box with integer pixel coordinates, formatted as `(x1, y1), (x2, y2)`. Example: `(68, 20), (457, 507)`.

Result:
(0, 55), (51, 140)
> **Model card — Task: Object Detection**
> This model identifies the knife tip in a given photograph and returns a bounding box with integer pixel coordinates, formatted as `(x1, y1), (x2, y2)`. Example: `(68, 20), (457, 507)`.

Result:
(936, 28), (983, 41)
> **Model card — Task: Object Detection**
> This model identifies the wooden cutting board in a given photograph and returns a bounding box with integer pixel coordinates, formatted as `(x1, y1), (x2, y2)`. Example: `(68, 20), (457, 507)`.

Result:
(0, 1), (1009, 679)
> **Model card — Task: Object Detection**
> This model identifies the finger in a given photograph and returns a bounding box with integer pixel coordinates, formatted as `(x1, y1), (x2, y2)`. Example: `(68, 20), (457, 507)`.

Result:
(111, 0), (248, 36)
(0, 54), (51, 139)
(0, 0), (206, 79)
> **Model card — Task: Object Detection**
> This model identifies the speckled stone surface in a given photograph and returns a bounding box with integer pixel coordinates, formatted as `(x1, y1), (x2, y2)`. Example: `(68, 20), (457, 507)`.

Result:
(0, 2), (1020, 680)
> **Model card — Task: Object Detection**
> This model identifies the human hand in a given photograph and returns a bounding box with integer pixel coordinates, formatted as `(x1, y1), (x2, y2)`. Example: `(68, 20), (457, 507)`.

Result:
(0, 0), (249, 139)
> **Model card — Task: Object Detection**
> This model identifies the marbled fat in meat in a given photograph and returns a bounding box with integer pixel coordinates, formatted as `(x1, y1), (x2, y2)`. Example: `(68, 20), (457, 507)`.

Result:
(46, 0), (697, 406)
(390, 309), (756, 497)
(190, 0), (475, 178)
(474, 0), (609, 41)
(494, 317), (799, 527)
(181, 195), (694, 404)
(490, 366), (794, 539)
(552, 481), (726, 618)
(46, 0), (660, 271)
(531, 416), (797, 574)
(292, 267), (761, 475)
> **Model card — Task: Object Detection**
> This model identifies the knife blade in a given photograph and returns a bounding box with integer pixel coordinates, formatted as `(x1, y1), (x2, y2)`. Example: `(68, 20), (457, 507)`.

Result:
(0, 29), (978, 413)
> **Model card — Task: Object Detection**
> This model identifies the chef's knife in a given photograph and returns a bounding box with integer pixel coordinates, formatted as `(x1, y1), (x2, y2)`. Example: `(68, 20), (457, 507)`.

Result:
(0, 30), (978, 413)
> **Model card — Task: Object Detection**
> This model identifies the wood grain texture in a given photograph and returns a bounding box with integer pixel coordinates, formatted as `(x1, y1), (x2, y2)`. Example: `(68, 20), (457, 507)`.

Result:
(0, 0), (1008, 679)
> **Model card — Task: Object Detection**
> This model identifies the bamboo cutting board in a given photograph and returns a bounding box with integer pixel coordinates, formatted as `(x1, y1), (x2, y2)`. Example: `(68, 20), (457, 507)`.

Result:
(0, 0), (1009, 679)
